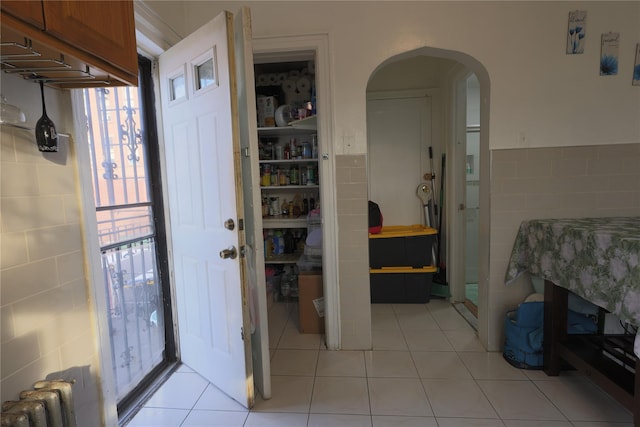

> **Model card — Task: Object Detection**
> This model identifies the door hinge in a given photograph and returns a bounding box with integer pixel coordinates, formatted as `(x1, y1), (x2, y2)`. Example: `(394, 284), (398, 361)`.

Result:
(241, 327), (245, 340)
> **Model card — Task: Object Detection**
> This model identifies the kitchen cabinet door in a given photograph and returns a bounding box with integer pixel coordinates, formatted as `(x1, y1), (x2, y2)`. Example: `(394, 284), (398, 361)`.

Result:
(42, 0), (137, 77)
(0, 0), (44, 29)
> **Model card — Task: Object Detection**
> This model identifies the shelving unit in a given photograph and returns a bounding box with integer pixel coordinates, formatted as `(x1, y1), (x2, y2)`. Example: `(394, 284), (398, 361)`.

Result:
(255, 58), (321, 302)
(544, 282), (639, 425)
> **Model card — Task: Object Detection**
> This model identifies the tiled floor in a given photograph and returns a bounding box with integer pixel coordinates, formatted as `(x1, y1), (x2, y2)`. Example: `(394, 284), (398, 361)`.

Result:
(126, 300), (633, 427)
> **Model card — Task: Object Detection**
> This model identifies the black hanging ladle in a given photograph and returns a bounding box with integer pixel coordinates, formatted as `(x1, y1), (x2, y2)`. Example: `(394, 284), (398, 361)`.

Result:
(35, 80), (58, 152)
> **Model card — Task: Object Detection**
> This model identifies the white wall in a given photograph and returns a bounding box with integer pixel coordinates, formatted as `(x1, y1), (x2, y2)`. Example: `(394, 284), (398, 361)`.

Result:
(0, 74), (104, 425)
(170, 1), (640, 152)
(367, 56), (457, 92)
(144, 1), (639, 351)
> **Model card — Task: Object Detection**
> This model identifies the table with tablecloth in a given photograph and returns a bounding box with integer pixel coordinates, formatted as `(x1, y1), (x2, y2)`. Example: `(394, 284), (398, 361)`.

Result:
(505, 217), (640, 425)
(505, 217), (640, 355)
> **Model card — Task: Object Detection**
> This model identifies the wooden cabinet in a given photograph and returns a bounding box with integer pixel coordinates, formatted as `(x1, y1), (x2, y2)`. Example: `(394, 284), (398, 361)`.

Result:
(1, 1), (44, 29)
(42, 1), (137, 77)
(1, 0), (138, 87)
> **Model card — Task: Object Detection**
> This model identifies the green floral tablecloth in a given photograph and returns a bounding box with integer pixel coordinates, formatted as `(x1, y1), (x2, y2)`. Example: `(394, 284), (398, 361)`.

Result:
(505, 217), (640, 356)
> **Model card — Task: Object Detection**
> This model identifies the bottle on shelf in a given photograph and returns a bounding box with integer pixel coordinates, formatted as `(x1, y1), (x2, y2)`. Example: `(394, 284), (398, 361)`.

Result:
(309, 193), (315, 211)
(284, 143), (291, 160)
(284, 229), (294, 254)
(270, 196), (280, 216)
(265, 230), (274, 258)
(306, 166), (315, 185)
(290, 165), (299, 185)
(261, 164), (271, 187)
(293, 193), (303, 216)
(302, 194), (309, 214)
(274, 230), (285, 255)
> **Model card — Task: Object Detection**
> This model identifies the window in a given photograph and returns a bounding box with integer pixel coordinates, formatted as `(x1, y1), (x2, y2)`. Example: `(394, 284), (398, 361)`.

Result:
(83, 57), (175, 412)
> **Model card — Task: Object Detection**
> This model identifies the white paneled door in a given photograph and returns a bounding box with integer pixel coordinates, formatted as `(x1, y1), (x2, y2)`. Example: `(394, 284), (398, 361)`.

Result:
(367, 92), (432, 226)
(158, 9), (260, 408)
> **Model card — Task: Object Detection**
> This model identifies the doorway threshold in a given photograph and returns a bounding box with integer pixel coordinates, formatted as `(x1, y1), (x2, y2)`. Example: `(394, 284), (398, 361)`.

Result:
(118, 362), (180, 427)
(453, 302), (478, 331)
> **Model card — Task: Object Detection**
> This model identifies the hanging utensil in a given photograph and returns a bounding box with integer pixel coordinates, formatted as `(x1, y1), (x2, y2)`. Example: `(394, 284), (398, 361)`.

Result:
(416, 182), (434, 227)
(416, 182), (438, 267)
(35, 81), (58, 152)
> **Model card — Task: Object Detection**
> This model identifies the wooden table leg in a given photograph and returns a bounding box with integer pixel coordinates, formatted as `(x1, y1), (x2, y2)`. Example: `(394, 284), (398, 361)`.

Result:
(635, 358), (640, 427)
(543, 280), (567, 376)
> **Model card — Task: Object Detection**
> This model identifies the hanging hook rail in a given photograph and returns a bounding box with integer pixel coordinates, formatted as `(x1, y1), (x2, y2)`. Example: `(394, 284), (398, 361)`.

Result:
(1, 53), (72, 72)
(0, 37), (41, 60)
(26, 70), (112, 85)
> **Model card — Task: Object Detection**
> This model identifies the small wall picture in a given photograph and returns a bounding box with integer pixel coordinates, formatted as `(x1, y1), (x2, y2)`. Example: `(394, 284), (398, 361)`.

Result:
(566, 10), (587, 54)
(600, 32), (620, 76)
(633, 43), (640, 86)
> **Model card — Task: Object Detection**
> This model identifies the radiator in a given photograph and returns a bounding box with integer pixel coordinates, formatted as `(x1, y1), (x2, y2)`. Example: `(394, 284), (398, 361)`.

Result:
(1, 380), (76, 427)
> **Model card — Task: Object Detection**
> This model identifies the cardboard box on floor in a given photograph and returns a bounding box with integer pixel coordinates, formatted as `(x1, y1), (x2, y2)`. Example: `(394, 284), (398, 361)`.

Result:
(298, 272), (324, 334)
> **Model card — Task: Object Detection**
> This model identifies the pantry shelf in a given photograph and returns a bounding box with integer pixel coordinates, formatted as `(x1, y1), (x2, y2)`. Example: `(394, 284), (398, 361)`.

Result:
(265, 253), (302, 264)
(257, 126), (313, 136)
(260, 185), (319, 191)
(263, 217), (308, 228)
(259, 159), (318, 164)
(288, 115), (317, 130)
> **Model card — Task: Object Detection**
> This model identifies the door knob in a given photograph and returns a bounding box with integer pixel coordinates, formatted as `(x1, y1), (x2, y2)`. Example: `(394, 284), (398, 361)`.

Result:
(224, 218), (235, 230)
(220, 246), (238, 260)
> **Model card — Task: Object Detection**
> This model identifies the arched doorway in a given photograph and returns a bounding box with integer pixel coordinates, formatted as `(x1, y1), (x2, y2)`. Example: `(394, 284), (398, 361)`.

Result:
(365, 47), (491, 347)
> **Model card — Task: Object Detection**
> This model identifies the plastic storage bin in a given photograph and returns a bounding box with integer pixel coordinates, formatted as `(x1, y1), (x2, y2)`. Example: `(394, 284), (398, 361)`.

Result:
(369, 225), (437, 268)
(370, 266), (437, 303)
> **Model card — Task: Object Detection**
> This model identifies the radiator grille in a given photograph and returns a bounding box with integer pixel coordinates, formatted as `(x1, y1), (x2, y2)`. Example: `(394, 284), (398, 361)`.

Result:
(1, 380), (76, 427)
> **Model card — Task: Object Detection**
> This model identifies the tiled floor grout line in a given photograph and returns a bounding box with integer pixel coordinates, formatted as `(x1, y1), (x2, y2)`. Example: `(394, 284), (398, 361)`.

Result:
(408, 331), (438, 422)
(528, 374), (572, 424)
(306, 338), (321, 427)
(128, 301), (635, 426)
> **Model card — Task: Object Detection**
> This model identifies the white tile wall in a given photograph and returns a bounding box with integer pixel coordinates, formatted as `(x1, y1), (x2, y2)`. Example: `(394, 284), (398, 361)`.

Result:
(488, 142), (640, 351)
(336, 154), (371, 350)
(335, 143), (639, 354)
(0, 127), (101, 426)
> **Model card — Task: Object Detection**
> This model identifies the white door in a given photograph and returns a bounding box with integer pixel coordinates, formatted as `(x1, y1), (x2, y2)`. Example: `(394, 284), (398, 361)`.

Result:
(159, 10), (256, 407)
(367, 93), (432, 226)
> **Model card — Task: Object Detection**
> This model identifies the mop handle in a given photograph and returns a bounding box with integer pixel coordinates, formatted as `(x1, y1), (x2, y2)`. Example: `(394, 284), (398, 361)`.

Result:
(428, 146), (438, 220)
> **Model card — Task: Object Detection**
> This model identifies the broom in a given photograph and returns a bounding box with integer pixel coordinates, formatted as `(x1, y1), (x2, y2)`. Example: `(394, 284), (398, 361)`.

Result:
(431, 153), (450, 297)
